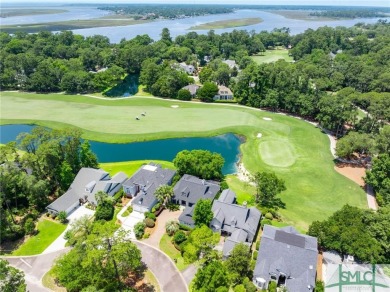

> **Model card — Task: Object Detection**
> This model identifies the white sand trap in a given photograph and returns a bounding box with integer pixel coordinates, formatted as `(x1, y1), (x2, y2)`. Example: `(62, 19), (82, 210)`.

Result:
(263, 117), (272, 121)
(171, 105), (179, 108)
(257, 133), (262, 138)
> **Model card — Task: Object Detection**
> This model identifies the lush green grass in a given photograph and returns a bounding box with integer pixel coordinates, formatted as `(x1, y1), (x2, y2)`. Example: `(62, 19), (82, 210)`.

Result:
(189, 17), (262, 30)
(159, 234), (189, 271)
(251, 50), (293, 64)
(144, 269), (161, 292)
(12, 219), (67, 256)
(100, 160), (175, 177)
(225, 175), (255, 205)
(1, 92), (367, 230)
(42, 267), (66, 292)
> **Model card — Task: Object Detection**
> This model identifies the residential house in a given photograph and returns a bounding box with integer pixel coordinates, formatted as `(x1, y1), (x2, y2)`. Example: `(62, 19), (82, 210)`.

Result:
(123, 163), (176, 213)
(46, 168), (127, 215)
(210, 189), (261, 257)
(174, 174), (220, 227)
(253, 225), (318, 291)
(179, 62), (196, 75)
(182, 84), (201, 98)
(223, 59), (239, 70)
(213, 85), (234, 101)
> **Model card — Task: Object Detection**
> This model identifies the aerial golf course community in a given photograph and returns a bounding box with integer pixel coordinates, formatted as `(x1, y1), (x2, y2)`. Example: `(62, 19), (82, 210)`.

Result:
(0, 90), (366, 230)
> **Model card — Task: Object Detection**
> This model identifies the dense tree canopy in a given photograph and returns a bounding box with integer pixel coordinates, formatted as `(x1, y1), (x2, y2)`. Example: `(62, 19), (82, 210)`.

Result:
(0, 259), (26, 292)
(55, 223), (143, 291)
(173, 149), (224, 180)
(193, 199), (214, 227)
(365, 154), (390, 206)
(251, 171), (286, 209)
(308, 205), (390, 263)
(193, 260), (230, 292)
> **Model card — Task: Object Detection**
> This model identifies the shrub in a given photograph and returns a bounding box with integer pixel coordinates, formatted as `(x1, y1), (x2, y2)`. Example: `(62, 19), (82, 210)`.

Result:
(173, 230), (187, 245)
(243, 277), (257, 292)
(145, 212), (156, 221)
(177, 89), (192, 101)
(179, 223), (193, 231)
(24, 218), (36, 235)
(46, 212), (50, 217)
(144, 218), (155, 228)
(152, 202), (162, 213)
(256, 240), (260, 250)
(166, 220), (179, 236)
(95, 200), (114, 221)
(220, 180), (229, 190)
(268, 281), (277, 292)
(252, 250), (258, 260)
(51, 214), (57, 219)
(143, 232), (150, 239)
(234, 284), (246, 292)
(134, 222), (146, 239)
(315, 281), (325, 292)
(265, 212), (273, 220)
(113, 189), (125, 203)
(57, 211), (68, 223)
(249, 260), (256, 271)
(166, 202), (180, 211)
(261, 218), (272, 228)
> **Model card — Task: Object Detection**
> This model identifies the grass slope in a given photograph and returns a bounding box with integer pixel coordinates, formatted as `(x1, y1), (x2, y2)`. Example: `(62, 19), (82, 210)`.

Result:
(159, 234), (188, 271)
(12, 219), (67, 256)
(0, 92), (366, 229)
(251, 50), (293, 64)
(100, 160), (175, 177)
(189, 17), (262, 30)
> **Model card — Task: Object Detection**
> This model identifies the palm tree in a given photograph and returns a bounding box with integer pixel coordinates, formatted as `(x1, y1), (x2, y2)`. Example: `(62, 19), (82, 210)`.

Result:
(165, 220), (179, 236)
(155, 185), (174, 206)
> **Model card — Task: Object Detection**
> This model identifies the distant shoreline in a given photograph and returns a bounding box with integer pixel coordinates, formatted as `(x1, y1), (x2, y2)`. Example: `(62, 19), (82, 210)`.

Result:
(189, 17), (263, 30)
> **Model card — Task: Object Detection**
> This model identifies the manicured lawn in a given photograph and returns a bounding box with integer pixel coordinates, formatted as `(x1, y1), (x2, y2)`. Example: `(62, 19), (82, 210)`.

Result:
(159, 234), (188, 271)
(100, 160), (175, 177)
(1, 92), (367, 230)
(225, 175), (255, 205)
(189, 17), (262, 30)
(12, 219), (67, 256)
(251, 50), (293, 64)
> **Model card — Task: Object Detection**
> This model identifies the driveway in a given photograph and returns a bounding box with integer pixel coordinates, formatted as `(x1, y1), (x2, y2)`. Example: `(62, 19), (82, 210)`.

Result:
(1, 248), (70, 292)
(144, 209), (182, 248)
(118, 210), (145, 239)
(134, 241), (188, 292)
(43, 205), (94, 254)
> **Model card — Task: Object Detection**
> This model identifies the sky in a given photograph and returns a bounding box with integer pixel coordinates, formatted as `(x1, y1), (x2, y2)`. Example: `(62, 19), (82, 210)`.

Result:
(3, 0), (390, 7)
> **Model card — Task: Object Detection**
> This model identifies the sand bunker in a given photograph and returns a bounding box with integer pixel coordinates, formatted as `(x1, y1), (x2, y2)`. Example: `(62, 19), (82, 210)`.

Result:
(263, 117), (272, 121)
(171, 105), (179, 108)
(257, 133), (262, 138)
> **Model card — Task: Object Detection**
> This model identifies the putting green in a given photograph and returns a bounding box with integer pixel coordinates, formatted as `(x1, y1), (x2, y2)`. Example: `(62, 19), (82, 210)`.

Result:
(259, 140), (296, 167)
(0, 91), (367, 230)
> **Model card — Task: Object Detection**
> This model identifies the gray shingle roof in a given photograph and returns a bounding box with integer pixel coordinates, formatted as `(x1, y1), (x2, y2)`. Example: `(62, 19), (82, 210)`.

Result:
(218, 189), (236, 204)
(173, 174), (220, 205)
(222, 232), (250, 257)
(178, 206), (195, 227)
(182, 84), (200, 96)
(47, 168), (127, 213)
(211, 200), (261, 240)
(253, 225), (318, 291)
(126, 163), (176, 210)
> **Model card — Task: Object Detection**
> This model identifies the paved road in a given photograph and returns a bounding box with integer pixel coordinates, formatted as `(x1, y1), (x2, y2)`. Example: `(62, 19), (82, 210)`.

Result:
(1, 248), (70, 292)
(134, 241), (188, 292)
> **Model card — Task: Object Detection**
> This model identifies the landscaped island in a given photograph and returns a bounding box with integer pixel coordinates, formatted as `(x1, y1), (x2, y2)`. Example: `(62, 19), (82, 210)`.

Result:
(189, 17), (263, 30)
(0, 17), (153, 34)
(0, 8), (68, 18)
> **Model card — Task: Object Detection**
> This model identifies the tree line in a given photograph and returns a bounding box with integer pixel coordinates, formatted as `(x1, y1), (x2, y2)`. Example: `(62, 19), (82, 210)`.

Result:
(0, 127), (98, 243)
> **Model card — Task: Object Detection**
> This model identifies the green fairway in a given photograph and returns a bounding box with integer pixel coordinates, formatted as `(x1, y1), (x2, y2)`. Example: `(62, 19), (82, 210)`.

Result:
(0, 92), (367, 229)
(251, 50), (293, 64)
(12, 219), (67, 256)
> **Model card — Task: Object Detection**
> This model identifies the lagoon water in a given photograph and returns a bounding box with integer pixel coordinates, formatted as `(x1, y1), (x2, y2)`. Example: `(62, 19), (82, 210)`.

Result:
(2, 6), (388, 42)
(0, 124), (241, 174)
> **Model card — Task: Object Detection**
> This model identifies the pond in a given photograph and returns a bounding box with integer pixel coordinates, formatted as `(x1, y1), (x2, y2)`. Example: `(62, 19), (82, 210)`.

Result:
(0, 124), (242, 174)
